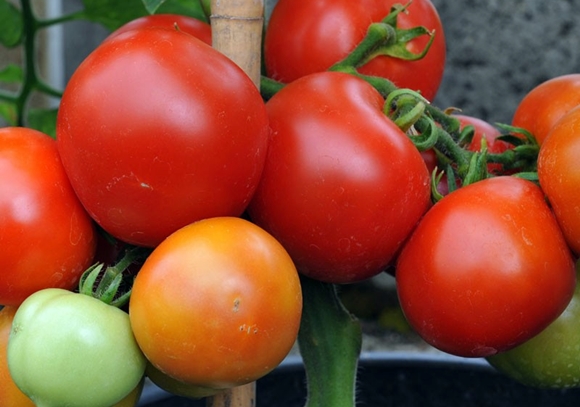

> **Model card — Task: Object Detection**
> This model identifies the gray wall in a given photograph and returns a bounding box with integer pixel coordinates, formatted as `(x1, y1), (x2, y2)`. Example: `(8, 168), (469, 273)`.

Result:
(62, 0), (580, 126)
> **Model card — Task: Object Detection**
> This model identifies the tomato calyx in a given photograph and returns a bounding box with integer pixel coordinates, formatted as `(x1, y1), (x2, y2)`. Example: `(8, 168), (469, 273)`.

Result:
(385, 89), (541, 200)
(329, 1), (435, 72)
(78, 246), (150, 308)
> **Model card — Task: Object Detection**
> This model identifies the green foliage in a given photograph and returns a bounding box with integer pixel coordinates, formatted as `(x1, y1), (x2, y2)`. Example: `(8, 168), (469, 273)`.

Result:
(0, 0), (23, 47)
(142, 0), (168, 15)
(80, 0), (151, 31)
(0, 64), (23, 84)
(27, 108), (58, 139)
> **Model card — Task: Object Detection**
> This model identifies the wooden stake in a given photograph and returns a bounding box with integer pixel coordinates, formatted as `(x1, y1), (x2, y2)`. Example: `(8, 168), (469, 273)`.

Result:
(206, 1), (263, 406)
(206, 382), (256, 407)
(210, 0), (265, 88)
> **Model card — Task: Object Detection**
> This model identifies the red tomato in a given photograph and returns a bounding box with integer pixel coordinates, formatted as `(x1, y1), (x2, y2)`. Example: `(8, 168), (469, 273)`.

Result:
(512, 74), (580, 145)
(129, 217), (302, 390)
(0, 127), (96, 306)
(105, 14), (212, 45)
(538, 105), (580, 255)
(0, 307), (35, 406)
(56, 27), (269, 247)
(264, 0), (446, 101)
(456, 114), (511, 174)
(396, 176), (576, 358)
(248, 71), (431, 284)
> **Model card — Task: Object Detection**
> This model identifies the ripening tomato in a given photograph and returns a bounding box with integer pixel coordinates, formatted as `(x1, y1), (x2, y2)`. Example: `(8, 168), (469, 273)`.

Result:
(7, 289), (147, 407)
(129, 217), (302, 390)
(512, 74), (580, 145)
(57, 26), (269, 247)
(248, 71), (431, 284)
(105, 14), (212, 44)
(538, 105), (580, 255)
(396, 176), (576, 358)
(0, 127), (96, 306)
(264, 0), (446, 100)
(0, 307), (35, 407)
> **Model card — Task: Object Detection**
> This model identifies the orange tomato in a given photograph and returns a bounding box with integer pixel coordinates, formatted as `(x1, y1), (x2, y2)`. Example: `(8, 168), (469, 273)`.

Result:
(129, 217), (302, 390)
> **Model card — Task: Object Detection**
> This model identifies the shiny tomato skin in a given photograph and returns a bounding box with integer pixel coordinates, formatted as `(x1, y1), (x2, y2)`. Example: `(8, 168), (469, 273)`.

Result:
(538, 105), (580, 255)
(396, 176), (576, 358)
(129, 217), (302, 390)
(264, 0), (446, 100)
(57, 27), (269, 247)
(512, 74), (580, 145)
(105, 14), (212, 44)
(0, 127), (96, 306)
(248, 71), (431, 284)
(0, 307), (35, 407)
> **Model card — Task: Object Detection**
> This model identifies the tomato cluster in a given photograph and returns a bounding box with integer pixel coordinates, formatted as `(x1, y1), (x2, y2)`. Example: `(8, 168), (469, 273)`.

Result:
(2, 1), (580, 405)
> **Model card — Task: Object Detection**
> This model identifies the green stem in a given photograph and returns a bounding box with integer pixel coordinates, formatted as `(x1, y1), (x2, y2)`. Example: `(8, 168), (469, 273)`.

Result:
(298, 276), (362, 407)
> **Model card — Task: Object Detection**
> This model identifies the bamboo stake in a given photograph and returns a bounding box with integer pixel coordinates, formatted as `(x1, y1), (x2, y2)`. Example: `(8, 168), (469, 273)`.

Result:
(210, 0), (265, 88)
(206, 1), (263, 406)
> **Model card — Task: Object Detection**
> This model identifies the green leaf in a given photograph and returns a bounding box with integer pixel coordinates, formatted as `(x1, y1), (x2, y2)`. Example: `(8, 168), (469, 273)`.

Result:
(156, 0), (207, 22)
(0, 100), (17, 126)
(142, 0), (167, 14)
(81, 0), (149, 31)
(27, 108), (58, 139)
(0, 0), (23, 47)
(0, 64), (23, 84)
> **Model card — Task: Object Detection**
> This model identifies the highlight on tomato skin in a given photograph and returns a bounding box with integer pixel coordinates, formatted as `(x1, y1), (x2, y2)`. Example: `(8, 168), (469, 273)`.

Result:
(56, 25), (270, 248)
(129, 217), (303, 391)
(248, 71), (431, 284)
(395, 176), (577, 358)
(0, 127), (97, 307)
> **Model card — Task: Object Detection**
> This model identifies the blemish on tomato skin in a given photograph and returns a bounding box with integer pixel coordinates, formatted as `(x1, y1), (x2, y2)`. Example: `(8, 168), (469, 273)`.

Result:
(233, 298), (240, 312)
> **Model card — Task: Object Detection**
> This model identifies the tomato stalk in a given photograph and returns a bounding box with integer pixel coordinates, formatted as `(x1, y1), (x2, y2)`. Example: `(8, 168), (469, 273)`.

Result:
(78, 247), (149, 308)
(329, 1), (435, 73)
(298, 276), (362, 407)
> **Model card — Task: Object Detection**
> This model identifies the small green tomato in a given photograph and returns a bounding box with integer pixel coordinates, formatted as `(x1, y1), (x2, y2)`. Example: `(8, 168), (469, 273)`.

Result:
(7, 288), (146, 407)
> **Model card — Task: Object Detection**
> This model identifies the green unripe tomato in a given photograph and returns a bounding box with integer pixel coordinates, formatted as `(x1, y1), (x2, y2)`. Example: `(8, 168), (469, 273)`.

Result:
(487, 260), (580, 388)
(7, 288), (146, 407)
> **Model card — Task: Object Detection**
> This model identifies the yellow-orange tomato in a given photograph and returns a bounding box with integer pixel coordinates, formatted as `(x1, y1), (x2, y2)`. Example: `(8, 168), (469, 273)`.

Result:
(0, 307), (35, 407)
(129, 217), (302, 390)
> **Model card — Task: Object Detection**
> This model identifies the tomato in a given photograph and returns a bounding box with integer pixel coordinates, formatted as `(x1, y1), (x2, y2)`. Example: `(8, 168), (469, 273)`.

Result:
(396, 176), (576, 358)
(264, 0), (446, 100)
(7, 288), (146, 407)
(56, 26), (269, 247)
(455, 114), (511, 174)
(105, 14), (212, 44)
(538, 105), (580, 255)
(129, 217), (302, 390)
(512, 74), (580, 145)
(0, 307), (35, 407)
(247, 71), (430, 284)
(0, 127), (96, 306)
(487, 259), (580, 388)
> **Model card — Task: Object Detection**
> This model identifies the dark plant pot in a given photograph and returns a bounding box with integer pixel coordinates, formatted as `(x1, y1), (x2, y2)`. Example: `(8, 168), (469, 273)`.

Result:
(137, 351), (580, 407)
